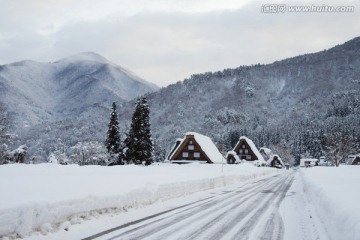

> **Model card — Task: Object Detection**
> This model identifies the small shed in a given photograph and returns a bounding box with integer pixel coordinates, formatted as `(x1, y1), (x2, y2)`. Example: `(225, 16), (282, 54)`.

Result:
(300, 158), (318, 167)
(226, 151), (241, 164)
(267, 155), (284, 169)
(168, 132), (225, 164)
(347, 155), (360, 165)
(318, 156), (328, 166)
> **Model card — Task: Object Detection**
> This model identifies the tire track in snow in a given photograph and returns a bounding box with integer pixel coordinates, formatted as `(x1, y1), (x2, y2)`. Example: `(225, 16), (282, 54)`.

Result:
(254, 174), (294, 240)
(206, 174), (292, 240)
(226, 173), (293, 240)
(104, 175), (279, 240)
(95, 173), (289, 240)
(180, 175), (289, 240)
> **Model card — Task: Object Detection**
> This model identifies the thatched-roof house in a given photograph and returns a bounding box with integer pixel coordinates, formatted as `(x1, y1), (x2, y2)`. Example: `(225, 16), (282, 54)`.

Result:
(168, 132), (225, 164)
(226, 136), (265, 166)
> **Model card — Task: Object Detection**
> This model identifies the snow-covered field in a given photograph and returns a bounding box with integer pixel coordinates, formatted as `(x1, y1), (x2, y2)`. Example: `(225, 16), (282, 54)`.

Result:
(301, 166), (360, 240)
(0, 163), (279, 238)
(280, 166), (360, 240)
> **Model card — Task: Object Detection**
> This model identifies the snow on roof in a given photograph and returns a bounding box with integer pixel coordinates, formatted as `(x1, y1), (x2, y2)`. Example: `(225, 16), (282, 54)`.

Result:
(187, 132), (225, 164)
(300, 158), (319, 162)
(347, 154), (360, 165)
(171, 160), (207, 164)
(234, 136), (265, 163)
(226, 151), (240, 162)
(266, 154), (285, 166)
(166, 138), (183, 160)
(169, 132), (225, 164)
(260, 147), (272, 156)
(226, 150), (237, 156)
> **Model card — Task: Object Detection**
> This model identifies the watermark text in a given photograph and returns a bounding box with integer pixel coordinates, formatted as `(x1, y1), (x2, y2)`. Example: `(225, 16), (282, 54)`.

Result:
(261, 4), (355, 13)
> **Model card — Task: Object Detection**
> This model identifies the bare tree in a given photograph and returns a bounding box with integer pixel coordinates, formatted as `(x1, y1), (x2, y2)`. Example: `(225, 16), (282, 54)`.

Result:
(322, 132), (357, 167)
(69, 141), (109, 166)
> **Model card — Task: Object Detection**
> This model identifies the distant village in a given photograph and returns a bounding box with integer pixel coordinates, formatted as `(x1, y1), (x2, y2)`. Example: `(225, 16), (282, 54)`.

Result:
(166, 132), (360, 168)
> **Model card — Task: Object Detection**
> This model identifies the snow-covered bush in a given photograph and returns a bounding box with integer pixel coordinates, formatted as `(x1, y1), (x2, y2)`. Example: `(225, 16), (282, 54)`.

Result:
(48, 151), (69, 165)
(69, 141), (109, 166)
(6, 145), (28, 163)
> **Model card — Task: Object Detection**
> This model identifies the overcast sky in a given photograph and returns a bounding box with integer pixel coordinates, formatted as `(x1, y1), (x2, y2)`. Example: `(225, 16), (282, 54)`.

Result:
(1, 0), (359, 86)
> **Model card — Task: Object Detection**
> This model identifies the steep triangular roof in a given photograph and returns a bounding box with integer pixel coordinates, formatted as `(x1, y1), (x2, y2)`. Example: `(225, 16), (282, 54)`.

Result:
(266, 154), (285, 167)
(226, 151), (241, 163)
(166, 138), (183, 160)
(233, 136), (265, 163)
(169, 132), (225, 163)
(260, 147), (272, 156)
(347, 154), (360, 165)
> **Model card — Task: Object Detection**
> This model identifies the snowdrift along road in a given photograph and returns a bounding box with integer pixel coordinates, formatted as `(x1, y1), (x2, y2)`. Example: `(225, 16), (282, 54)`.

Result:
(0, 163), (280, 238)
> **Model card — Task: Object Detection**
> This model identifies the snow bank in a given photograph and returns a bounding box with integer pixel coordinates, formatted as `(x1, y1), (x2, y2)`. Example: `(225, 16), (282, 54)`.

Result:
(301, 166), (360, 240)
(0, 163), (280, 238)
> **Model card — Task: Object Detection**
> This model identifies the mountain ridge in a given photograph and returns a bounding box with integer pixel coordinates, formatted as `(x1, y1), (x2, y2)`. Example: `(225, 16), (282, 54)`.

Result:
(1, 37), (360, 163)
(117, 36), (360, 157)
(0, 52), (158, 129)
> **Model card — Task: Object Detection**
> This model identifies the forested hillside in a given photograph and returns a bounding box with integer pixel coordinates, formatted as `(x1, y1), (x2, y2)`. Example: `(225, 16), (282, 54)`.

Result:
(120, 37), (360, 165)
(1, 38), (359, 165)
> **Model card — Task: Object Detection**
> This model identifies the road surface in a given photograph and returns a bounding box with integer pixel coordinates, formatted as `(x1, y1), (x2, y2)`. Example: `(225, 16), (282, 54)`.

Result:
(83, 172), (294, 240)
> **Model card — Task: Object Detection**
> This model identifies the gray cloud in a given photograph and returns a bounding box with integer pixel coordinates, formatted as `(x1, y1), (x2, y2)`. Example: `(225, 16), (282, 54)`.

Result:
(0, 0), (359, 86)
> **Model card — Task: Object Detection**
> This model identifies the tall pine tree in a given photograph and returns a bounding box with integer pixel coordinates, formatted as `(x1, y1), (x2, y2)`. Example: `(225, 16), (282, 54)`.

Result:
(125, 97), (153, 165)
(105, 102), (124, 165)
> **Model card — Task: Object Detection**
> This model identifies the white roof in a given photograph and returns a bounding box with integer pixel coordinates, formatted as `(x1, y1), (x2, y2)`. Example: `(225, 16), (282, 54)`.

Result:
(226, 151), (237, 157)
(347, 154), (360, 165)
(266, 154), (285, 166)
(166, 138), (183, 160)
(171, 160), (207, 164)
(260, 147), (272, 156)
(169, 132), (225, 164)
(234, 136), (265, 163)
(300, 158), (319, 162)
(226, 151), (240, 162)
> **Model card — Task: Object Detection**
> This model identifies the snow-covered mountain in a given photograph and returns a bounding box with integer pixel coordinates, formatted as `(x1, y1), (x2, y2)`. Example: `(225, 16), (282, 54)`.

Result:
(2, 38), (359, 163)
(0, 52), (158, 128)
(119, 36), (360, 157)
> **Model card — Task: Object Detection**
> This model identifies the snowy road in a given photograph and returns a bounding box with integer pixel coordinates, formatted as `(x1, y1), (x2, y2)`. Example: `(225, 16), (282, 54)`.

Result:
(83, 172), (294, 240)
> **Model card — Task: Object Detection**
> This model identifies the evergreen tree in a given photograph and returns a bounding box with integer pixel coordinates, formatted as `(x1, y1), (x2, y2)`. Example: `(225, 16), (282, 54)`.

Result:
(125, 97), (153, 165)
(153, 138), (166, 162)
(105, 102), (123, 165)
(0, 104), (11, 164)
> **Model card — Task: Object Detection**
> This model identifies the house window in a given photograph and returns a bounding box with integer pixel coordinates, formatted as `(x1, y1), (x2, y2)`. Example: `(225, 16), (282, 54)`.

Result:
(182, 152), (189, 158)
(246, 155), (251, 160)
(194, 152), (200, 158)
(188, 145), (194, 150)
(189, 141), (193, 144)
(242, 145), (246, 149)
(239, 149), (243, 154)
(245, 149), (248, 154)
